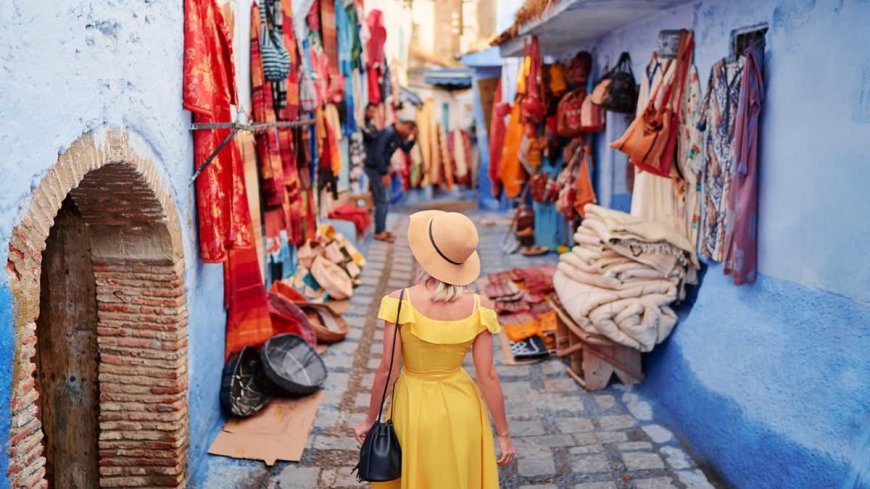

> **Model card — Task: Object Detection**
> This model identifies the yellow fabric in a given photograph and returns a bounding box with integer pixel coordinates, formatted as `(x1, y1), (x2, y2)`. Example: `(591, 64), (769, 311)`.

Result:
(373, 294), (501, 489)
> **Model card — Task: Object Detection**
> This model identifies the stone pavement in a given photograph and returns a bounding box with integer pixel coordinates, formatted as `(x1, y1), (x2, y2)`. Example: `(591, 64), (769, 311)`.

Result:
(199, 207), (720, 489)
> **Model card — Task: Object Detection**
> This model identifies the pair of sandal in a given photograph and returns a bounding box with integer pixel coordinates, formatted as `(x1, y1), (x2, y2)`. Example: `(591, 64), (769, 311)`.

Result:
(373, 231), (397, 243)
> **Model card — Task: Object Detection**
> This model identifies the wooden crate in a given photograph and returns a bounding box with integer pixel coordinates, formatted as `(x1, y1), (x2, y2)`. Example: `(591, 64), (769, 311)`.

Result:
(549, 298), (644, 391)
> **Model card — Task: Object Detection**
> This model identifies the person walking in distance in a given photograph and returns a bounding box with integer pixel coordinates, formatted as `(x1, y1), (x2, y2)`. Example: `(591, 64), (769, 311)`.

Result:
(355, 211), (516, 488)
(364, 116), (417, 243)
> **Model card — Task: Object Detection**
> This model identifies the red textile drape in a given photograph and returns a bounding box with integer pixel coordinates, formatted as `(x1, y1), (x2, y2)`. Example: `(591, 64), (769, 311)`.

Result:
(321, 0), (340, 76)
(365, 9), (386, 104)
(183, 0), (252, 263)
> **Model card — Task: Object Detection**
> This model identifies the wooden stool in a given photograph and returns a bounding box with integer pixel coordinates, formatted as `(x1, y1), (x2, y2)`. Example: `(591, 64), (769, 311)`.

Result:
(549, 298), (644, 391)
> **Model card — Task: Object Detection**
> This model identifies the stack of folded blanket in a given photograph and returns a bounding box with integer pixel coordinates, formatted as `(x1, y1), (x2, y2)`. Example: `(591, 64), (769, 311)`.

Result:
(553, 205), (698, 352)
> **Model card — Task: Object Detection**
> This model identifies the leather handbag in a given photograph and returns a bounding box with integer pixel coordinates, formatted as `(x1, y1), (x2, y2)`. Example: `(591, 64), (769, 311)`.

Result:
(556, 88), (585, 137)
(353, 290), (405, 482)
(609, 31), (693, 177)
(596, 52), (637, 114)
(521, 37), (547, 123)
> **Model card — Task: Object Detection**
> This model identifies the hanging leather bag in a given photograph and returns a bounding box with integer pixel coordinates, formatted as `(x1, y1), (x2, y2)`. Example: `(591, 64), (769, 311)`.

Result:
(579, 76), (605, 133)
(521, 37), (548, 123)
(353, 290), (405, 482)
(595, 52), (637, 114)
(609, 31), (693, 177)
(556, 88), (585, 137)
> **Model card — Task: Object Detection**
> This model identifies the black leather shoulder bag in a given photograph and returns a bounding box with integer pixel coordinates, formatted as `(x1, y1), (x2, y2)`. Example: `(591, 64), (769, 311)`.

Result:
(353, 289), (404, 482)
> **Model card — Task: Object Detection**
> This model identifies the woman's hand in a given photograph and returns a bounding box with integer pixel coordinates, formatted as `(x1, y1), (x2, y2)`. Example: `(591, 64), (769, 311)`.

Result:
(353, 419), (374, 445)
(496, 435), (516, 466)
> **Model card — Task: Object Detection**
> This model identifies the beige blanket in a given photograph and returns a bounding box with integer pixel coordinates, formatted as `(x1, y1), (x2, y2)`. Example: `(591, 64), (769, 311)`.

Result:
(553, 271), (678, 352)
(583, 204), (694, 254)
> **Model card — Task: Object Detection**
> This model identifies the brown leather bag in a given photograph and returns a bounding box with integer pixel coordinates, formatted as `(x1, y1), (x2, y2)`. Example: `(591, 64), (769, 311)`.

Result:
(530, 172), (549, 202)
(610, 31), (693, 177)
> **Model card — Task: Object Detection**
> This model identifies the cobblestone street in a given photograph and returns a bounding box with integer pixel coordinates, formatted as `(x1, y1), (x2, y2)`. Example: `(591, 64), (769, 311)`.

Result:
(201, 205), (720, 489)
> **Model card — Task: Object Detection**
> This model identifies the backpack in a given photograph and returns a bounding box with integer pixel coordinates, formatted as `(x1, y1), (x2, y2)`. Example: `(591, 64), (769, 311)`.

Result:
(556, 88), (585, 137)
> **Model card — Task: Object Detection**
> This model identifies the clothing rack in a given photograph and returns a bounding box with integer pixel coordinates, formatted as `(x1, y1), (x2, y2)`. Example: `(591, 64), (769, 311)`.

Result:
(189, 118), (315, 184)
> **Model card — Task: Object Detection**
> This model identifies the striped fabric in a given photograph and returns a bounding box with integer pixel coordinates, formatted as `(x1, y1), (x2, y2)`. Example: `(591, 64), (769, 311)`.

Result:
(260, 0), (290, 82)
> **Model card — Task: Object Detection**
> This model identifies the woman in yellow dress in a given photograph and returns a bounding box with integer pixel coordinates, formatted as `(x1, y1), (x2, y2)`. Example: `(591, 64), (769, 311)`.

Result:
(354, 210), (516, 489)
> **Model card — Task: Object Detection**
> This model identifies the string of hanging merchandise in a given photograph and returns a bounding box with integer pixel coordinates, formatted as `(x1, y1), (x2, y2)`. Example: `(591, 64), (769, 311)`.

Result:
(189, 118), (315, 185)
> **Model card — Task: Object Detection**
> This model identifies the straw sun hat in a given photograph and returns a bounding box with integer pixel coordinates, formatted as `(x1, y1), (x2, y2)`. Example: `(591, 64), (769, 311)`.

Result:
(408, 210), (480, 286)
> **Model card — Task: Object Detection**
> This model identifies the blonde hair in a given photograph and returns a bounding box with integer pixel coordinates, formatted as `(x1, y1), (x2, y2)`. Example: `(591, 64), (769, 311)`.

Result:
(416, 270), (467, 303)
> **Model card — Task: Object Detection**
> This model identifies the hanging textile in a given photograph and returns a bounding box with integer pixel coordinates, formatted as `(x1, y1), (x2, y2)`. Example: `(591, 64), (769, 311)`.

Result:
(224, 247), (274, 358)
(183, 0), (253, 263)
(416, 100), (434, 186)
(320, 0), (339, 76)
(365, 9), (386, 104)
(439, 123), (454, 190)
(489, 82), (508, 197)
(699, 57), (745, 261)
(238, 131), (266, 274)
(723, 44), (764, 285)
(453, 129), (468, 182)
(673, 64), (703, 247)
(336, 3), (356, 135)
(500, 102), (526, 198)
(251, 2), (287, 206)
(279, 0), (301, 121)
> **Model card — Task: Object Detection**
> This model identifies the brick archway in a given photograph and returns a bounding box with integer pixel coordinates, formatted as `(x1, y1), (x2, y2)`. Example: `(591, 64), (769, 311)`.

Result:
(5, 128), (189, 488)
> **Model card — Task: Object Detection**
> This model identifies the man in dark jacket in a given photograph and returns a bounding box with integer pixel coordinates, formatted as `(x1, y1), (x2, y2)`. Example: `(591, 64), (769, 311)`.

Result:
(364, 117), (417, 242)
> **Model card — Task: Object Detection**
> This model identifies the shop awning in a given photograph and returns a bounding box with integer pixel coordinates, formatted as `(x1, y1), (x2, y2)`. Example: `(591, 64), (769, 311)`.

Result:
(423, 68), (473, 88)
(497, 0), (693, 58)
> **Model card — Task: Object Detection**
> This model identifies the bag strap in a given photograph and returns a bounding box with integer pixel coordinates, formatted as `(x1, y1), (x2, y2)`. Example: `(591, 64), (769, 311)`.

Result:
(377, 289), (405, 423)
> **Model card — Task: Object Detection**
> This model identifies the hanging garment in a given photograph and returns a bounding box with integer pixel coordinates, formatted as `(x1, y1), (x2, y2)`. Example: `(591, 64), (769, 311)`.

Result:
(500, 102), (526, 198)
(324, 103), (343, 176)
(439, 123), (454, 190)
(225, 247), (274, 358)
(452, 129), (468, 182)
(672, 64), (703, 248)
(320, 0), (339, 76)
(336, 3), (356, 135)
(630, 54), (677, 226)
(371, 294), (501, 489)
(251, 3), (287, 206)
(365, 9), (386, 104)
(699, 57), (745, 261)
(279, 0), (300, 121)
(183, 0), (253, 262)
(238, 131), (266, 274)
(488, 85), (509, 197)
(416, 100), (433, 185)
(723, 45), (763, 285)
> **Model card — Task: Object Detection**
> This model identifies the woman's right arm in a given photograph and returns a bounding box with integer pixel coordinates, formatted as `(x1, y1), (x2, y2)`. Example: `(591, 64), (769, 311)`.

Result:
(472, 330), (516, 466)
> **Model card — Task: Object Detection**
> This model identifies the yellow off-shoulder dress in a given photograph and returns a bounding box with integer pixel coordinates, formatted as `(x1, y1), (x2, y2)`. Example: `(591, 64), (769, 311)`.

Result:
(372, 293), (502, 489)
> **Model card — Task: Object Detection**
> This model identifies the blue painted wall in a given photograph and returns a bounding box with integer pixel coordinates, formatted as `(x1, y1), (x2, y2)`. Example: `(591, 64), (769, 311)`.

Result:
(0, 2), (228, 484)
(581, 1), (870, 487)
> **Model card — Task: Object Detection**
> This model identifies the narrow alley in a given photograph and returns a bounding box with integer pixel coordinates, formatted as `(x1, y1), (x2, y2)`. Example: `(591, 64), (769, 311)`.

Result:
(200, 203), (719, 489)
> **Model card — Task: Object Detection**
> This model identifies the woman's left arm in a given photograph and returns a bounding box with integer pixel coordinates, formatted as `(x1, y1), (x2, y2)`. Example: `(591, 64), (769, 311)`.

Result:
(354, 319), (403, 443)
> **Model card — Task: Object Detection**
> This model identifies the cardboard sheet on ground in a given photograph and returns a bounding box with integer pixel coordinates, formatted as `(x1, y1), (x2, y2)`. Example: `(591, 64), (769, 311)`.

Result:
(209, 391), (325, 465)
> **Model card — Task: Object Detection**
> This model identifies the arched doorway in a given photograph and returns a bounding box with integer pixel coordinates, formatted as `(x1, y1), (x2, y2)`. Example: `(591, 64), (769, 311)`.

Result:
(5, 129), (190, 488)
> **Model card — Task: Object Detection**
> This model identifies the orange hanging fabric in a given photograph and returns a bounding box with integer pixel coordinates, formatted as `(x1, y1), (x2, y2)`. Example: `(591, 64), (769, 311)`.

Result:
(500, 102), (526, 198)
